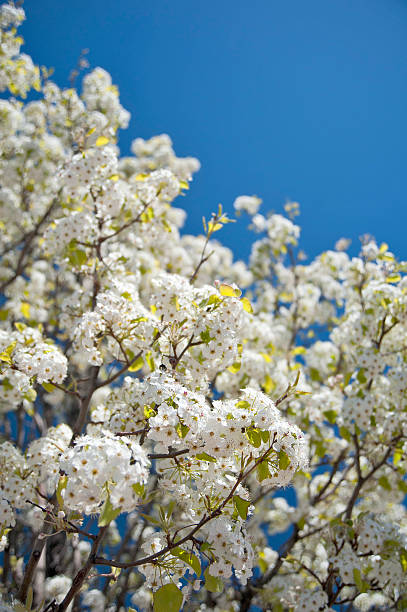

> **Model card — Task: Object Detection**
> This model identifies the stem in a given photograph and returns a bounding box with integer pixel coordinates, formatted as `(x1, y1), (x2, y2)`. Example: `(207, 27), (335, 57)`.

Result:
(71, 366), (100, 440)
(57, 526), (108, 611)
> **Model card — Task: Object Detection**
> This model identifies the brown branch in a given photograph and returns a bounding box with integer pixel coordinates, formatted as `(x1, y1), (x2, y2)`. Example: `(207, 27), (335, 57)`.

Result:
(71, 366), (100, 440)
(147, 448), (189, 460)
(93, 437), (278, 570)
(56, 525), (108, 611)
(0, 198), (58, 293)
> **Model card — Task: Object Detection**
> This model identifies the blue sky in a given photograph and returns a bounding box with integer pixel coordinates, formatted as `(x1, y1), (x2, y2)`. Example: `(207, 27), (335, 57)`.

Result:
(21, 0), (407, 262)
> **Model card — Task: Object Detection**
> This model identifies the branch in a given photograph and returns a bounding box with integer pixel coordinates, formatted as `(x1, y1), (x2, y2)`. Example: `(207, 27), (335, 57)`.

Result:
(0, 197), (58, 293)
(93, 437), (278, 570)
(56, 526), (108, 611)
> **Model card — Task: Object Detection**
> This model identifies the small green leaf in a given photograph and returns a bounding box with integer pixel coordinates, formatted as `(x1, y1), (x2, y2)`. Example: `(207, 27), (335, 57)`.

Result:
(241, 297), (253, 313)
(278, 450), (291, 470)
(68, 248), (87, 267)
(195, 452), (217, 463)
(356, 368), (367, 384)
(42, 382), (56, 392)
(246, 427), (262, 448)
(256, 459), (271, 482)
(219, 283), (241, 298)
(394, 448), (403, 466)
(145, 351), (155, 372)
(132, 483), (145, 498)
(20, 302), (31, 319)
(176, 422), (189, 438)
(139, 513), (160, 525)
(227, 361), (241, 373)
(172, 547), (201, 576)
(56, 475), (67, 508)
(153, 583), (183, 612)
(314, 440), (326, 458)
(339, 425), (351, 442)
(128, 355), (144, 372)
(397, 480), (407, 494)
(378, 475), (392, 491)
(352, 567), (369, 592)
(262, 374), (275, 394)
(96, 135), (109, 146)
(204, 568), (224, 593)
(400, 549), (407, 572)
(98, 496), (121, 527)
(236, 400), (251, 409)
(309, 367), (321, 382)
(323, 410), (337, 424)
(233, 495), (251, 520)
(200, 329), (214, 344)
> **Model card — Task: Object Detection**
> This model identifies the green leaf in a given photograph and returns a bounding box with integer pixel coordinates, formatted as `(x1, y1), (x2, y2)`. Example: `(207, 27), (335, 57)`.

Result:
(0, 341), (17, 364)
(56, 475), (67, 508)
(233, 495), (251, 520)
(140, 207), (154, 222)
(258, 556), (268, 573)
(0, 351), (12, 364)
(400, 549), (407, 572)
(132, 483), (145, 498)
(309, 367), (321, 382)
(241, 297), (253, 313)
(256, 459), (271, 482)
(42, 382), (56, 392)
(352, 567), (369, 593)
(96, 135), (110, 146)
(20, 302), (31, 319)
(394, 448), (403, 466)
(236, 400), (251, 409)
(139, 513), (160, 525)
(145, 351), (155, 372)
(278, 450), (291, 470)
(200, 329), (214, 344)
(176, 422), (189, 438)
(195, 452), (217, 463)
(339, 425), (351, 442)
(356, 368), (367, 384)
(219, 283), (241, 298)
(323, 410), (337, 425)
(128, 355), (144, 372)
(262, 374), (276, 394)
(172, 547), (201, 576)
(314, 440), (326, 458)
(68, 248), (87, 267)
(378, 475), (392, 491)
(153, 583), (183, 612)
(246, 427), (262, 448)
(397, 480), (407, 494)
(98, 496), (121, 527)
(204, 568), (224, 593)
(227, 361), (241, 373)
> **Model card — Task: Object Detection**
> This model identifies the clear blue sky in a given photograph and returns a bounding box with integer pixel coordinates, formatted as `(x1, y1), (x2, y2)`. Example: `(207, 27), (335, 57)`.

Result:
(21, 0), (407, 262)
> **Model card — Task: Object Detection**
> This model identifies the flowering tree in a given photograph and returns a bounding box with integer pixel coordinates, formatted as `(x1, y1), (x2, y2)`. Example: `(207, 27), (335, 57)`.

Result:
(0, 4), (406, 612)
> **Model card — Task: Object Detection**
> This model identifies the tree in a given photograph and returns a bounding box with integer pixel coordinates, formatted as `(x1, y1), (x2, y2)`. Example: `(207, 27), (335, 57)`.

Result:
(0, 3), (406, 611)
